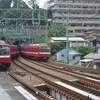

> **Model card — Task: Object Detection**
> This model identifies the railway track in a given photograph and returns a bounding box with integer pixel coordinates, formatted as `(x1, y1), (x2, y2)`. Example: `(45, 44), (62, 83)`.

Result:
(39, 61), (100, 78)
(8, 72), (57, 100)
(32, 60), (100, 79)
(46, 61), (100, 75)
(23, 57), (100, 90)
(11, 57), (100, 99)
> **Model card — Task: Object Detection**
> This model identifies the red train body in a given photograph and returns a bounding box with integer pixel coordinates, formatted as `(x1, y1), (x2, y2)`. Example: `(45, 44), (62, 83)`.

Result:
(0, 43), (11, 65)
(20, 44), (51, 62)
(11, 46), (19, 59)
(0, 42), (19, 70)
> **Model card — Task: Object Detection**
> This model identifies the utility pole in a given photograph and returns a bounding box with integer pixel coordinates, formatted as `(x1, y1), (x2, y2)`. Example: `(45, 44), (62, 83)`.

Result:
(17, 0), (19, 9)
(46, 24), (48, 44)
(66, 10), (69, 64)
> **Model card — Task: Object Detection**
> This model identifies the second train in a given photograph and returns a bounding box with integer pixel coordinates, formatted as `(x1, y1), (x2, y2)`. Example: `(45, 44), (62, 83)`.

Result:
(20, 44), (51, 62)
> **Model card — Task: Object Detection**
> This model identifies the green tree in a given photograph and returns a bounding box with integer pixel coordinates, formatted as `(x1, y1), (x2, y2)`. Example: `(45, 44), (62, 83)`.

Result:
(0, 0), (46, 25)
(0, 32), (5, 40)
(71, 46), (92, 58)
(35, 35), (46, 43)
(12, 0), (30, 8)
(48, 42), (64, 55)
(0, 0), (31, 9)
(35, 34), (65, 55)
(0, 0), (12, 8)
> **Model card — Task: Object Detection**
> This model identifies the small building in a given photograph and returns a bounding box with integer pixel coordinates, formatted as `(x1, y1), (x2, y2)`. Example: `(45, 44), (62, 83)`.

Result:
(50, 37), (86, 47)
(84, 31), (100, 47)
(79, 51), (100, 69)
(53, 48), (82, 65)
(79, 53), (93, 68)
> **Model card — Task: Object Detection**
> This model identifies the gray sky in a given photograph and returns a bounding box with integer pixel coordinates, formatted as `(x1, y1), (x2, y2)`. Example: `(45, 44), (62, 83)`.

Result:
(37, 0), (47, 8)
(23, 0), (47, 8)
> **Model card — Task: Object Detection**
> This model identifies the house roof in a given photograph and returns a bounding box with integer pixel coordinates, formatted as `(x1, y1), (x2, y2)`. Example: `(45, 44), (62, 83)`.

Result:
(69, 60), (79, 65)
(54, 48), (82, 55)
(51, 37), (85, 42)
(83, 52), (94, 59)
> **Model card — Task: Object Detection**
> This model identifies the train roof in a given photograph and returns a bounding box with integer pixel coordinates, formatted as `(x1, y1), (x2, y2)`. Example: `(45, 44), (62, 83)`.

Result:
(0, 41), (10, 46)
(0, 40), (5, 44)
(21, 44), (50, 47)
(0, 43), (10, 46)
(21, 45), (50, 48)
(29, 43), (47, 46)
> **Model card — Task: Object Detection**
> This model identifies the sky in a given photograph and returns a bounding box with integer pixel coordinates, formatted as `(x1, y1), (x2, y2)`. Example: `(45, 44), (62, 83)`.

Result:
(23, 0), (47, 8)
(37, 0), (47, 8)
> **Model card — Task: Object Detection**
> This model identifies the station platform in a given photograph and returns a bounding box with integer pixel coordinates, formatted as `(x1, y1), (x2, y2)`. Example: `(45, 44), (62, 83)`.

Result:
(0, 77), (37, 100)
(0, 77), (27, 100)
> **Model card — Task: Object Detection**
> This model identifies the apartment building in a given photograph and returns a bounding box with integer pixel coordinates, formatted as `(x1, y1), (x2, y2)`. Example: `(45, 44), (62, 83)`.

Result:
(46, 0), (100, 37)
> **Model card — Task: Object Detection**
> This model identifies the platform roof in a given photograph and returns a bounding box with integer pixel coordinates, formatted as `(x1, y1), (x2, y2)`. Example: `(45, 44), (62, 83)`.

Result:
(79, 59), (93, 62)
(50, 37), (85, 42)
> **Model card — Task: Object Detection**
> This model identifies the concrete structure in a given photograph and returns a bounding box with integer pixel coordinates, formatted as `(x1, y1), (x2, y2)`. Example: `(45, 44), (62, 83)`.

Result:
(53, 81), (100, 100)
(50, 37), (86, 47)
(93, 48), (100, 69)
(47, 0), (100, 37)
(79, 49), (100, 69)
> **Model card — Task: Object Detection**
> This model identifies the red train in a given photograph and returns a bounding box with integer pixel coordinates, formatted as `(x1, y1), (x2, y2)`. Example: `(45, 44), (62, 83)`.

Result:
(11, 45), (19, 59)
(0, 41), (19, 70)
(20, 44), (51, 62)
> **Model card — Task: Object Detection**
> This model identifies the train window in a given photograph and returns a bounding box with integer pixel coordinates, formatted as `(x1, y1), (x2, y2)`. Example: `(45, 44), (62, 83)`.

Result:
(40, 47), (44, 52)
(44, 47), (47, 52)
(40, 47), (50, 53)
(0, 46), (10, 55)
(46, 47), (50, 52)
(0, 49), (2, 55)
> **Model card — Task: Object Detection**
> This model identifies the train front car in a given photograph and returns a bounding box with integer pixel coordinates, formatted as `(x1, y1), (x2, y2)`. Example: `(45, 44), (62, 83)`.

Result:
(39, 45), (51, 62)
(0, 43), (11, 70)
(20, 44), (51, 62)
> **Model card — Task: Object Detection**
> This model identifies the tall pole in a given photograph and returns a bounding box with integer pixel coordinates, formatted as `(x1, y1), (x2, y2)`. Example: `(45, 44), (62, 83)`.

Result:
(46, 24), (48, 44)
(17, 0), (19, 9)
(77, 39), (78, 51)
(66, 10), (69, 64)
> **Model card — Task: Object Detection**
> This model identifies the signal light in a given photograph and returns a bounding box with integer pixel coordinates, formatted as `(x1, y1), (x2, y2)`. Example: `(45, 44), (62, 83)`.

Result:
(47, 9), (52, 18)
(93, 39), (97, 46)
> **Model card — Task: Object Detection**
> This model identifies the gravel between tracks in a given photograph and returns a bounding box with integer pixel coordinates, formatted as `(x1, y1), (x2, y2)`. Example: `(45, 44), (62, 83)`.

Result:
(0, 57), (75, 87)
